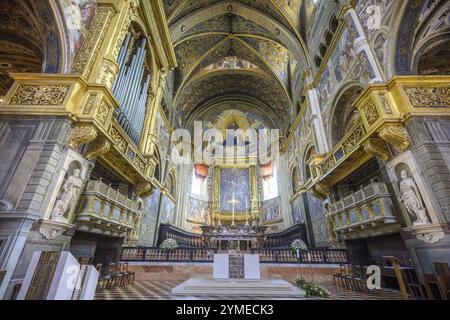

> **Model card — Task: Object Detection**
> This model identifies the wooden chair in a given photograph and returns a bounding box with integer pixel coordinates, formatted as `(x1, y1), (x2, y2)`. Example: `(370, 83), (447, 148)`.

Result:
(117, 263), (130, 287)
(407, 282), (427, 299)
(333, 264), (346, 286)
(436, 274), (450, 300)
(341, 264), (356, 290)
(434, 262), (450, 275)
(423, 273), (446, 299)
(96, 263), (111, 289)
(105, 263), (124, 288)
(123, 262), (135, 285)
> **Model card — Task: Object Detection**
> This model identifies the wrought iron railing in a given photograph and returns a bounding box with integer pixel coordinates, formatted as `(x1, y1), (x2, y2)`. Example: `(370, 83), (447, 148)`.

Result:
(120, 247), (348, 264)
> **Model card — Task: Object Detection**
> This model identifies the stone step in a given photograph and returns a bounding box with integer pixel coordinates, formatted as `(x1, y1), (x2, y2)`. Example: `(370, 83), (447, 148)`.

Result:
(171, 278), (306, 297)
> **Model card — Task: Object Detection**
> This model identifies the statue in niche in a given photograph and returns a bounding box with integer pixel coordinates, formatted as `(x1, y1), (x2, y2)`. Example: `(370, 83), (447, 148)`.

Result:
(399, 170), (430, 226)
(51, 168), (83, 223)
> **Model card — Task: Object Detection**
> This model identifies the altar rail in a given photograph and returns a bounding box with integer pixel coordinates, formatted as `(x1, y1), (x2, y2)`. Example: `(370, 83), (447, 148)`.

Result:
(251, 248), (349, 264)
(121, 247), (217, 262)
(120, 247), (348, 264)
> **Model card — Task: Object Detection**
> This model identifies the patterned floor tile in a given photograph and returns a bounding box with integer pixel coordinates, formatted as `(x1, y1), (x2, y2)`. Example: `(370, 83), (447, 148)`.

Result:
(94, 279), (408, 300)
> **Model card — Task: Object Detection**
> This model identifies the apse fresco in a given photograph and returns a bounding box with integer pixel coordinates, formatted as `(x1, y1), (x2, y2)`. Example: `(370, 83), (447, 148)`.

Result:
(316, 26), (356, 109)
(59, 0), (97, 61)
(160, 194), (176, 224)
(261, 196), (282, 222)
(220, 168), (250, 213)
(187, 196), (209, 223)
(203, 56), (259, 71)
(202, 106), (271, 131)
(356, 0), (394, 37)
(138, 189), (161, 246)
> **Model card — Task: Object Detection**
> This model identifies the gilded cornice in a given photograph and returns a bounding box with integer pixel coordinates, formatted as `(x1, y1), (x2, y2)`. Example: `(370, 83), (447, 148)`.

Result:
(143, 0), (178, 69)
(307, 76), (450, 191)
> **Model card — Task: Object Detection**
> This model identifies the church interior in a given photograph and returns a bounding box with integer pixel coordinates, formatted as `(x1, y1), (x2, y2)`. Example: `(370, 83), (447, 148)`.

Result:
(0, 0), (449, 301)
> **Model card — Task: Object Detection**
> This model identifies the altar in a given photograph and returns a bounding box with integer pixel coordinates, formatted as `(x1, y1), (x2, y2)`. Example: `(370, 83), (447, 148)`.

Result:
(200, 224), (268, 251)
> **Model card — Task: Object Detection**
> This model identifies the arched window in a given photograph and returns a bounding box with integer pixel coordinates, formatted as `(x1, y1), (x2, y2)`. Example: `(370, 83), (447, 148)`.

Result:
(191, 170), (208, 197)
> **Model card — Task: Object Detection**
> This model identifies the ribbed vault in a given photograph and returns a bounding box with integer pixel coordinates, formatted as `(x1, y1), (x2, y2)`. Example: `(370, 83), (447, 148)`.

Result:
(163, 0), (309, 134)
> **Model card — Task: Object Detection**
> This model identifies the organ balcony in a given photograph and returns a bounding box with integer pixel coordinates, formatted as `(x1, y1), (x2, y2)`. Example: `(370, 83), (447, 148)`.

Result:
(75, 180), (141, 238)
(328, 182), (401, 240)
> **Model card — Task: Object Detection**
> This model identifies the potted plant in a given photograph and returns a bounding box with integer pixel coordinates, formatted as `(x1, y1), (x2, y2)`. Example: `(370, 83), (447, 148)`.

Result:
(159, 238), (179, 253)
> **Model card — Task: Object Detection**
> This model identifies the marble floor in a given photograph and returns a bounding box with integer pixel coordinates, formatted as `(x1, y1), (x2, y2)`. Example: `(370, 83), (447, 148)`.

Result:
(94, 279), (408, 300)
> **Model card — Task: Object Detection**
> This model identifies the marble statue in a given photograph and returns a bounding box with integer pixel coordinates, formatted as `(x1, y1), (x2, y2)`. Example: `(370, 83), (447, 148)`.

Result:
(51, 169), (83, 222)
(399, 170), (429, 226)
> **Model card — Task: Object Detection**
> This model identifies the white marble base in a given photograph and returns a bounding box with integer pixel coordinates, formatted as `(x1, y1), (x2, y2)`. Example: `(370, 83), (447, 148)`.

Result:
(17, 251), (80, 300)
(171, 278), (305, 298)
(72, 265), (99, 300)
(47, 251), (80, 300)
(244, 254), (260, 280)
(213, 254), (229, 280)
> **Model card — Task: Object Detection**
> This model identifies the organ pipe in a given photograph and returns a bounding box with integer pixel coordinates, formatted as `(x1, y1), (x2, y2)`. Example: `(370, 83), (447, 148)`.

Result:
(112, 32), (151, 145)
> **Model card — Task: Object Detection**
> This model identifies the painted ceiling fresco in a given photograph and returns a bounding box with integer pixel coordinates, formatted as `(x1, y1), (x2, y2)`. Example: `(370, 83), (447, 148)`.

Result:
(162, 1), (309, 132)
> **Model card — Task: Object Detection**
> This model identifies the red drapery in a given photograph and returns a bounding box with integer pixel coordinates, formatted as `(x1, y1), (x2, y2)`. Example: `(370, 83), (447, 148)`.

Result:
(194, 164), (209, 181)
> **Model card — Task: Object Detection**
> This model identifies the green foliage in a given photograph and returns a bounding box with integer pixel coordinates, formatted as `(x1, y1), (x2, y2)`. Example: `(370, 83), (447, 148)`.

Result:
(295, 276), (330, 297)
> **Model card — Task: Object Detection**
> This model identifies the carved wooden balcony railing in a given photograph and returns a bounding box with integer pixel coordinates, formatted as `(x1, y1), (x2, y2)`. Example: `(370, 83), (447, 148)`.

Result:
(327, 182), (400, 240)
(75, 179), (141, 237)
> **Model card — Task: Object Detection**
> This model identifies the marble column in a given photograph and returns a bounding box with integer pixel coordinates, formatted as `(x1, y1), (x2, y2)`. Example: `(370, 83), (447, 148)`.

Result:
(305, 72), (329, 155)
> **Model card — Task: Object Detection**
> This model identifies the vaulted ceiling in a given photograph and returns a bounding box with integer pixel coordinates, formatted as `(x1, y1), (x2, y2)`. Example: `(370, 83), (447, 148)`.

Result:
(163, 0), (309, 133)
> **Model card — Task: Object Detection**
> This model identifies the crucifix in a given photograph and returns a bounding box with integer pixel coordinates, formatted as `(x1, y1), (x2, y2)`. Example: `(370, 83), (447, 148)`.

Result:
(228, 192), (239, 228)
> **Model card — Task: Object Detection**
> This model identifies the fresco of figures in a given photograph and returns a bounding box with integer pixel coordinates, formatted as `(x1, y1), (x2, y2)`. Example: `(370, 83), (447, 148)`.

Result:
(138, 189), (161, 246)
(187, 196), (210, 224)
(59, 0), (97, 62)
(203, 56), (258, 71)
(220, 168), (250, 213)
(160, 194), (176, 224)
(316, 26), (356, 109)
(157, 111), (171, 158)
(356, 0), (394, 37)
(261, 196), (282, 222)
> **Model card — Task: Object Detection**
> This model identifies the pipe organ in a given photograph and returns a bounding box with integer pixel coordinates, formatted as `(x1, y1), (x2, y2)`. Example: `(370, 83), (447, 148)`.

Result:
(112, 32), (151, 145)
